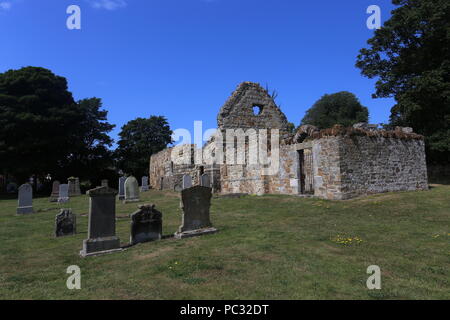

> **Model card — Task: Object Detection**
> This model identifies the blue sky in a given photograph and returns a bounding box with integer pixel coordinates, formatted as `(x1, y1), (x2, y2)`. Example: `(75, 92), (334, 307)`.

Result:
(0, 0), (396, 144)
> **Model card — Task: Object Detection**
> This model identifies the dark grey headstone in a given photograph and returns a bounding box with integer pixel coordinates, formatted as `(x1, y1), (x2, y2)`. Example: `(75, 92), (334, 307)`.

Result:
(140, 176), (149, 192)
(17, 183), (33, 214)
(58, 184), (69, 203)
(174, 186), (217, 239)
(55, 209), (76, 237)
(124, 176), (140, 203)
(130, 204), (162, 245)
(182, 175), (192, 190)
(50, 180), (60, 202)
(80, 186), (121, 257)
(68, 177), (81, 196)
(200, 174), (210, 187)
(118, 176), (126, 200)
(101, 179), (109, 187)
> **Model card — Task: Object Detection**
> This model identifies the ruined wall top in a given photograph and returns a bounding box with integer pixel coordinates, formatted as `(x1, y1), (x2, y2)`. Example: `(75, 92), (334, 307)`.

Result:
(217, 82), (289, 132)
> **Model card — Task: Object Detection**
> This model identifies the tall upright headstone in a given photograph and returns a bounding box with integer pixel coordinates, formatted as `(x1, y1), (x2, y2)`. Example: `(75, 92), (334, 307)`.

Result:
(55, 209), (76, 237)
(58, 184), (69, 203)
(130, 204), (162, 245)
(118, 176), (126, 200)
(17, 183), (33, 214)
(200, 174), (211, 188)
(182, 175), (192, 190)
(68, 177), (81, 196)
(174, 186), (217, 239)
(80, 186), (121, 257)
(49, 180), (60, 202)
(124, 176), (140, 203)
(140, 176), (149, 192)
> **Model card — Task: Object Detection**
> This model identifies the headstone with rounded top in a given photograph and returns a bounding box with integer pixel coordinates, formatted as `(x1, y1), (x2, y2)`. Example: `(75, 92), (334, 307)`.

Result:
(124, 176), (140, 203)
(182, 175), (192, 190)
(200, 174), (210, 188)
(140, 176), (149, 192)
(118, 176), (126, 200)
(17, 183), (34, 214)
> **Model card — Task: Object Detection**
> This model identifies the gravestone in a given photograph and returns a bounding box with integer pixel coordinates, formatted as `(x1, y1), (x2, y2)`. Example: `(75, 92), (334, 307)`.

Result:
(80, 186), (121, 257)
(49, 180), (60, 202)
(174, 186), (217, 239)
(118, 176), (126, 200)
(124, 176), (140, 203)
(17, 183), (33, 214)
(68, 177), (81, 196)
(182, 175), (192, 190)
(101, 179), (109, 187)
(140, 176), (149, 192)
(200, 174), (210, 187)
(55, 209), (76, 237)
(58, 184), (69, 203)
(130, 204), (162, 245)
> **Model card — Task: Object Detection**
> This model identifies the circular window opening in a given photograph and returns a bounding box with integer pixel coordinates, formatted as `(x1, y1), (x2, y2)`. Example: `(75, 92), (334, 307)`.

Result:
(252, 105), (263, 115)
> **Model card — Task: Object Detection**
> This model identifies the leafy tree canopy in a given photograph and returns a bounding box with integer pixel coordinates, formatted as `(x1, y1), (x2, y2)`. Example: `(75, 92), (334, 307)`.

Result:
(116, 116), (173, 178)
(0, 67), (116, 186)
(301, 91), (369, 129)
(356, 0), (450, 163)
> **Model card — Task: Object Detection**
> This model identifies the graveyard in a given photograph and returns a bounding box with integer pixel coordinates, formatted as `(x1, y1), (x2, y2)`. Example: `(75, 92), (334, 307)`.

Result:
(0, 183), (448, 299)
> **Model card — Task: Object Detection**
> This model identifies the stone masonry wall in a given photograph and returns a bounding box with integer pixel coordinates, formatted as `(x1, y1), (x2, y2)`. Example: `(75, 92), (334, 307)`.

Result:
(337, 136), (428, 199)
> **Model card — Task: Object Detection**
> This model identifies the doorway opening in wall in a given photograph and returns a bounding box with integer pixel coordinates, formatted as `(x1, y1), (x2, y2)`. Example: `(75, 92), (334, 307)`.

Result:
(297, 149), (314, 195)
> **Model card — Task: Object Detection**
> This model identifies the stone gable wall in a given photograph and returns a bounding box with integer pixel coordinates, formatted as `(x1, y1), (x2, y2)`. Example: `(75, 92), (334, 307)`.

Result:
(217, 82), (288, 132)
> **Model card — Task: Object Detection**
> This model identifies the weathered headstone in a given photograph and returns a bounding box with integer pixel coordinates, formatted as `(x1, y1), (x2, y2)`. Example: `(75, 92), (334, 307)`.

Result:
(17, 183), (33, 214)
(80, 186), (121, 257)
(124, 176), (140, 203)
(58, 184), (69, 203)
(200, 174), (210, 187)
(174, 186), (217, 239)
(68, 177), (81, 196)
(140, 176), (149, 192)
(101, 179), (109, 187)
(49, 180), (60, 202)
(55, 209), (76, 237)
(130, 204), (162, 245)
(182, 175), (192, 190)
(118, 176), (126, 200)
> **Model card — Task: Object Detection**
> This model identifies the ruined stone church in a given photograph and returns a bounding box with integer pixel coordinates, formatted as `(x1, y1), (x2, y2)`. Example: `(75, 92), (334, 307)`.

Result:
(149, 82), (428, 200)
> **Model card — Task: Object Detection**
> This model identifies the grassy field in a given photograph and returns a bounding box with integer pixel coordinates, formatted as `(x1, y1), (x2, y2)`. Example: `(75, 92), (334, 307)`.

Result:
(0, 185), (449, 300)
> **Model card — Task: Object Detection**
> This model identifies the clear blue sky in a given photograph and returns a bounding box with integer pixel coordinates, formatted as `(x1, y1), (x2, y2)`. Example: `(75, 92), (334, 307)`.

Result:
(0, 0), (396, 144)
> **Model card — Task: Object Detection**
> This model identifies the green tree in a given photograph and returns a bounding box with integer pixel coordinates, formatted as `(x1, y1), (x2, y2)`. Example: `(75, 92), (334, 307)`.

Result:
(356, 0), (450, 164)
(63, 98), (116, 186)
(301, 91), (369, 129)
(0, 67), (79, 184)
(115, 116), (173, 178)
(0, 67), (117, 188)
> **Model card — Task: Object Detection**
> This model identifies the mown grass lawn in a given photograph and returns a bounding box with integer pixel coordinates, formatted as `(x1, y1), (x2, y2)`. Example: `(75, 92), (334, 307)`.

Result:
(0, 185), (449, 300)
